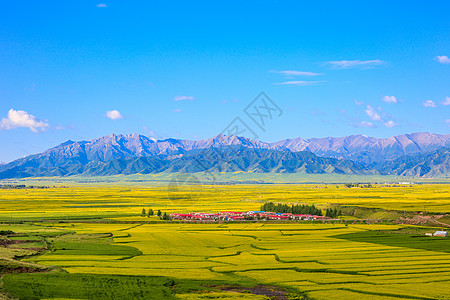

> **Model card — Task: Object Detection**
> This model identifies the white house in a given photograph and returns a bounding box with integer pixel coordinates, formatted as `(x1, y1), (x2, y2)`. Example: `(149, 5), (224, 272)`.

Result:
(433, 231), (448, 237)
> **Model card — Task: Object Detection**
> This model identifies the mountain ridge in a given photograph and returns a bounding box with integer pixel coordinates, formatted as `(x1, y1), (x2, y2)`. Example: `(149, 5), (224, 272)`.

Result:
(1, 132), (449, 178)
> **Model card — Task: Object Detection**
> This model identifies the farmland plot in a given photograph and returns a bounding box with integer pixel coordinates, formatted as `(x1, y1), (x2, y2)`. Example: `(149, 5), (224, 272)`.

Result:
(1, 184), (450, 223)
(1, 183), (450, 299)
(15, 223), (450, 299)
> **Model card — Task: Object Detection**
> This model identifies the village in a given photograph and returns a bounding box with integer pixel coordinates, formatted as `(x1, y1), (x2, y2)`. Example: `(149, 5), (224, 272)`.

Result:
(169, 211), (328, 222)
(168, 211), (450, 238)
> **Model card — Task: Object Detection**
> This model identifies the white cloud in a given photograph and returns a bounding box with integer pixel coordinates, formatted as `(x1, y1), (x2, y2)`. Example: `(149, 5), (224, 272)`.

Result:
(365, 105), (382, 121)
(324, 60), (385, 69)
(96, 3), (107, 7)
(172, 108), (182, 112)
(360, 105), (398, 128)
(357, 121), (374, 128)
(356, 104), (399, 128)
(0, 109), (49, 132)
(442, 97), (450, 106)
(271, 70), (322, 77)
(382, 95), (398, 104)
(422, 100), (436, 108)
(435, 55), (450, 64)
(174, 95), (194, 101)
(354, 99), (364, 106)
(273, 81), (325, 86)
(142, 126), (154, 135)
(105, 110), (123, 120)
(446, 119), (450, 126)
(383, 120), (397, 128)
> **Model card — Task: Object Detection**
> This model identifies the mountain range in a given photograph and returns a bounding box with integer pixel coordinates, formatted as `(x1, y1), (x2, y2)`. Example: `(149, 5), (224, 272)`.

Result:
(0, 132), (449, 179)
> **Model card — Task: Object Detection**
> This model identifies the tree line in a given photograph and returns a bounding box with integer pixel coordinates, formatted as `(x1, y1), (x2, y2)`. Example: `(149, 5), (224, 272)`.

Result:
(0, 184), (51, 189)
(141, 208), (170, 220)
(260, 202), (322, 216)
(344, 183), (372, 188)
(325, 207), (341, 218)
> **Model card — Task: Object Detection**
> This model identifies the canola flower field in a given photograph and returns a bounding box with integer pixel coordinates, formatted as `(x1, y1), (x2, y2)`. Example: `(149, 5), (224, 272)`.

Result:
(1, 181), (450, 299)
(3, 222), (450, 299)
(0, 182), (449, 222)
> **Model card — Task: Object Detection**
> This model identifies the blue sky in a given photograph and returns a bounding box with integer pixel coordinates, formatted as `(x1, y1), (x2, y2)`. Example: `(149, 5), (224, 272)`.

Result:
(0, 1), (449, 162)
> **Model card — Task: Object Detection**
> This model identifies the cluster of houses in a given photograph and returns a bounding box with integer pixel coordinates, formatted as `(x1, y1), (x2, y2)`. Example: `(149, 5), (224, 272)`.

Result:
(169, 211), (327, 222)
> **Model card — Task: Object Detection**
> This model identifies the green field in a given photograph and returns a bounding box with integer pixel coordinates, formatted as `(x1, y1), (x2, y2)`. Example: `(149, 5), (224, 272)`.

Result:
(2, 222), (450, 299)
(1, 178), (450, 299)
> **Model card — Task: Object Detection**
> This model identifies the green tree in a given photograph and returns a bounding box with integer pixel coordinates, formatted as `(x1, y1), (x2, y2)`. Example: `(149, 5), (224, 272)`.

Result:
(157, 210), (162, 217)
(147, 209), (154, 217)
(141, 208), (146, 217)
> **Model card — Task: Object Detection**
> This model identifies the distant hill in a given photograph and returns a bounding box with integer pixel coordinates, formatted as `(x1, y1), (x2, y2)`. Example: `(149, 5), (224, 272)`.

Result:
(0, 147), (373, 178)
(374, 147), (450, 178)
(0, 132), (449, 179)
(274, 132), (450, 164)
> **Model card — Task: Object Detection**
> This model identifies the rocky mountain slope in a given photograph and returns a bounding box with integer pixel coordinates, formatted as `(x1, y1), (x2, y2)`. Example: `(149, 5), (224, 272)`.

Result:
(0, 147), (372, 178)
(0, 132), (448, 178)
(274, 132), (450, 164)
(374, 147), (450, 177)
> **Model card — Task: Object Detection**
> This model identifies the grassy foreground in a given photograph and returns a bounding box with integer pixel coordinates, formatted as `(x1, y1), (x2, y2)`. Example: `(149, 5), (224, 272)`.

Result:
(2, 222), (450, 299)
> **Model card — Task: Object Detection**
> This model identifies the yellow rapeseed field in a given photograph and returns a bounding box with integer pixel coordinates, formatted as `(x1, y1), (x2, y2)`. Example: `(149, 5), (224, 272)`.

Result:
(24, 222), (450, 299)
(2, 183), (450, 299)
(0, 183), (449, 222)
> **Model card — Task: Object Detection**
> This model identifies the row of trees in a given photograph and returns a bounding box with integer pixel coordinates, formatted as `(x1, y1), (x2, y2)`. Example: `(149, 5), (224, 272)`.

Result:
(344, 183), (372, 188)
(0, 184), (26, 189)
(325, 207), (341, 218)
(260, 202), (322, 216)
(141, 208), (170, 220)
(0, 184), (51, 189)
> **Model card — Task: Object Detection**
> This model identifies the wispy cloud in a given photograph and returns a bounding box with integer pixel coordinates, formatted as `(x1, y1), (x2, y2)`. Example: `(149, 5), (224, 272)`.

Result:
(356, 121), (375, 128)
(0, 109), (49, 132)
(382, 95), (398, 104)
(55, 123), (75, 131)
(423, 100), (436, 108)
(324, 60), (385, 70)
(354, 99), (364, 106)
(142, 126), (157, 139)
(271, 70), (323, 77)
(446, 119), (450, 126)
(273, 81), (326, 86)
(364, 105), (397, 127)
(172, 108), (182, 112)
(365, 105), (382, 121)
(96, 3), (107, 8)
(383, 120), (397, 128)
(435, 55), (450, 64)
(174, 95), (195, 101)
(105, 110), (123, 120)
(442, 97), (450, 106)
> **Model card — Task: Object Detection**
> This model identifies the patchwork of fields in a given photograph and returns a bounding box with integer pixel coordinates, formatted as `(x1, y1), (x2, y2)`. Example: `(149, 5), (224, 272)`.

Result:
(1, 182), (450, 299)
(0, 183), (449, 222)
(3, 222), (449, 299)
